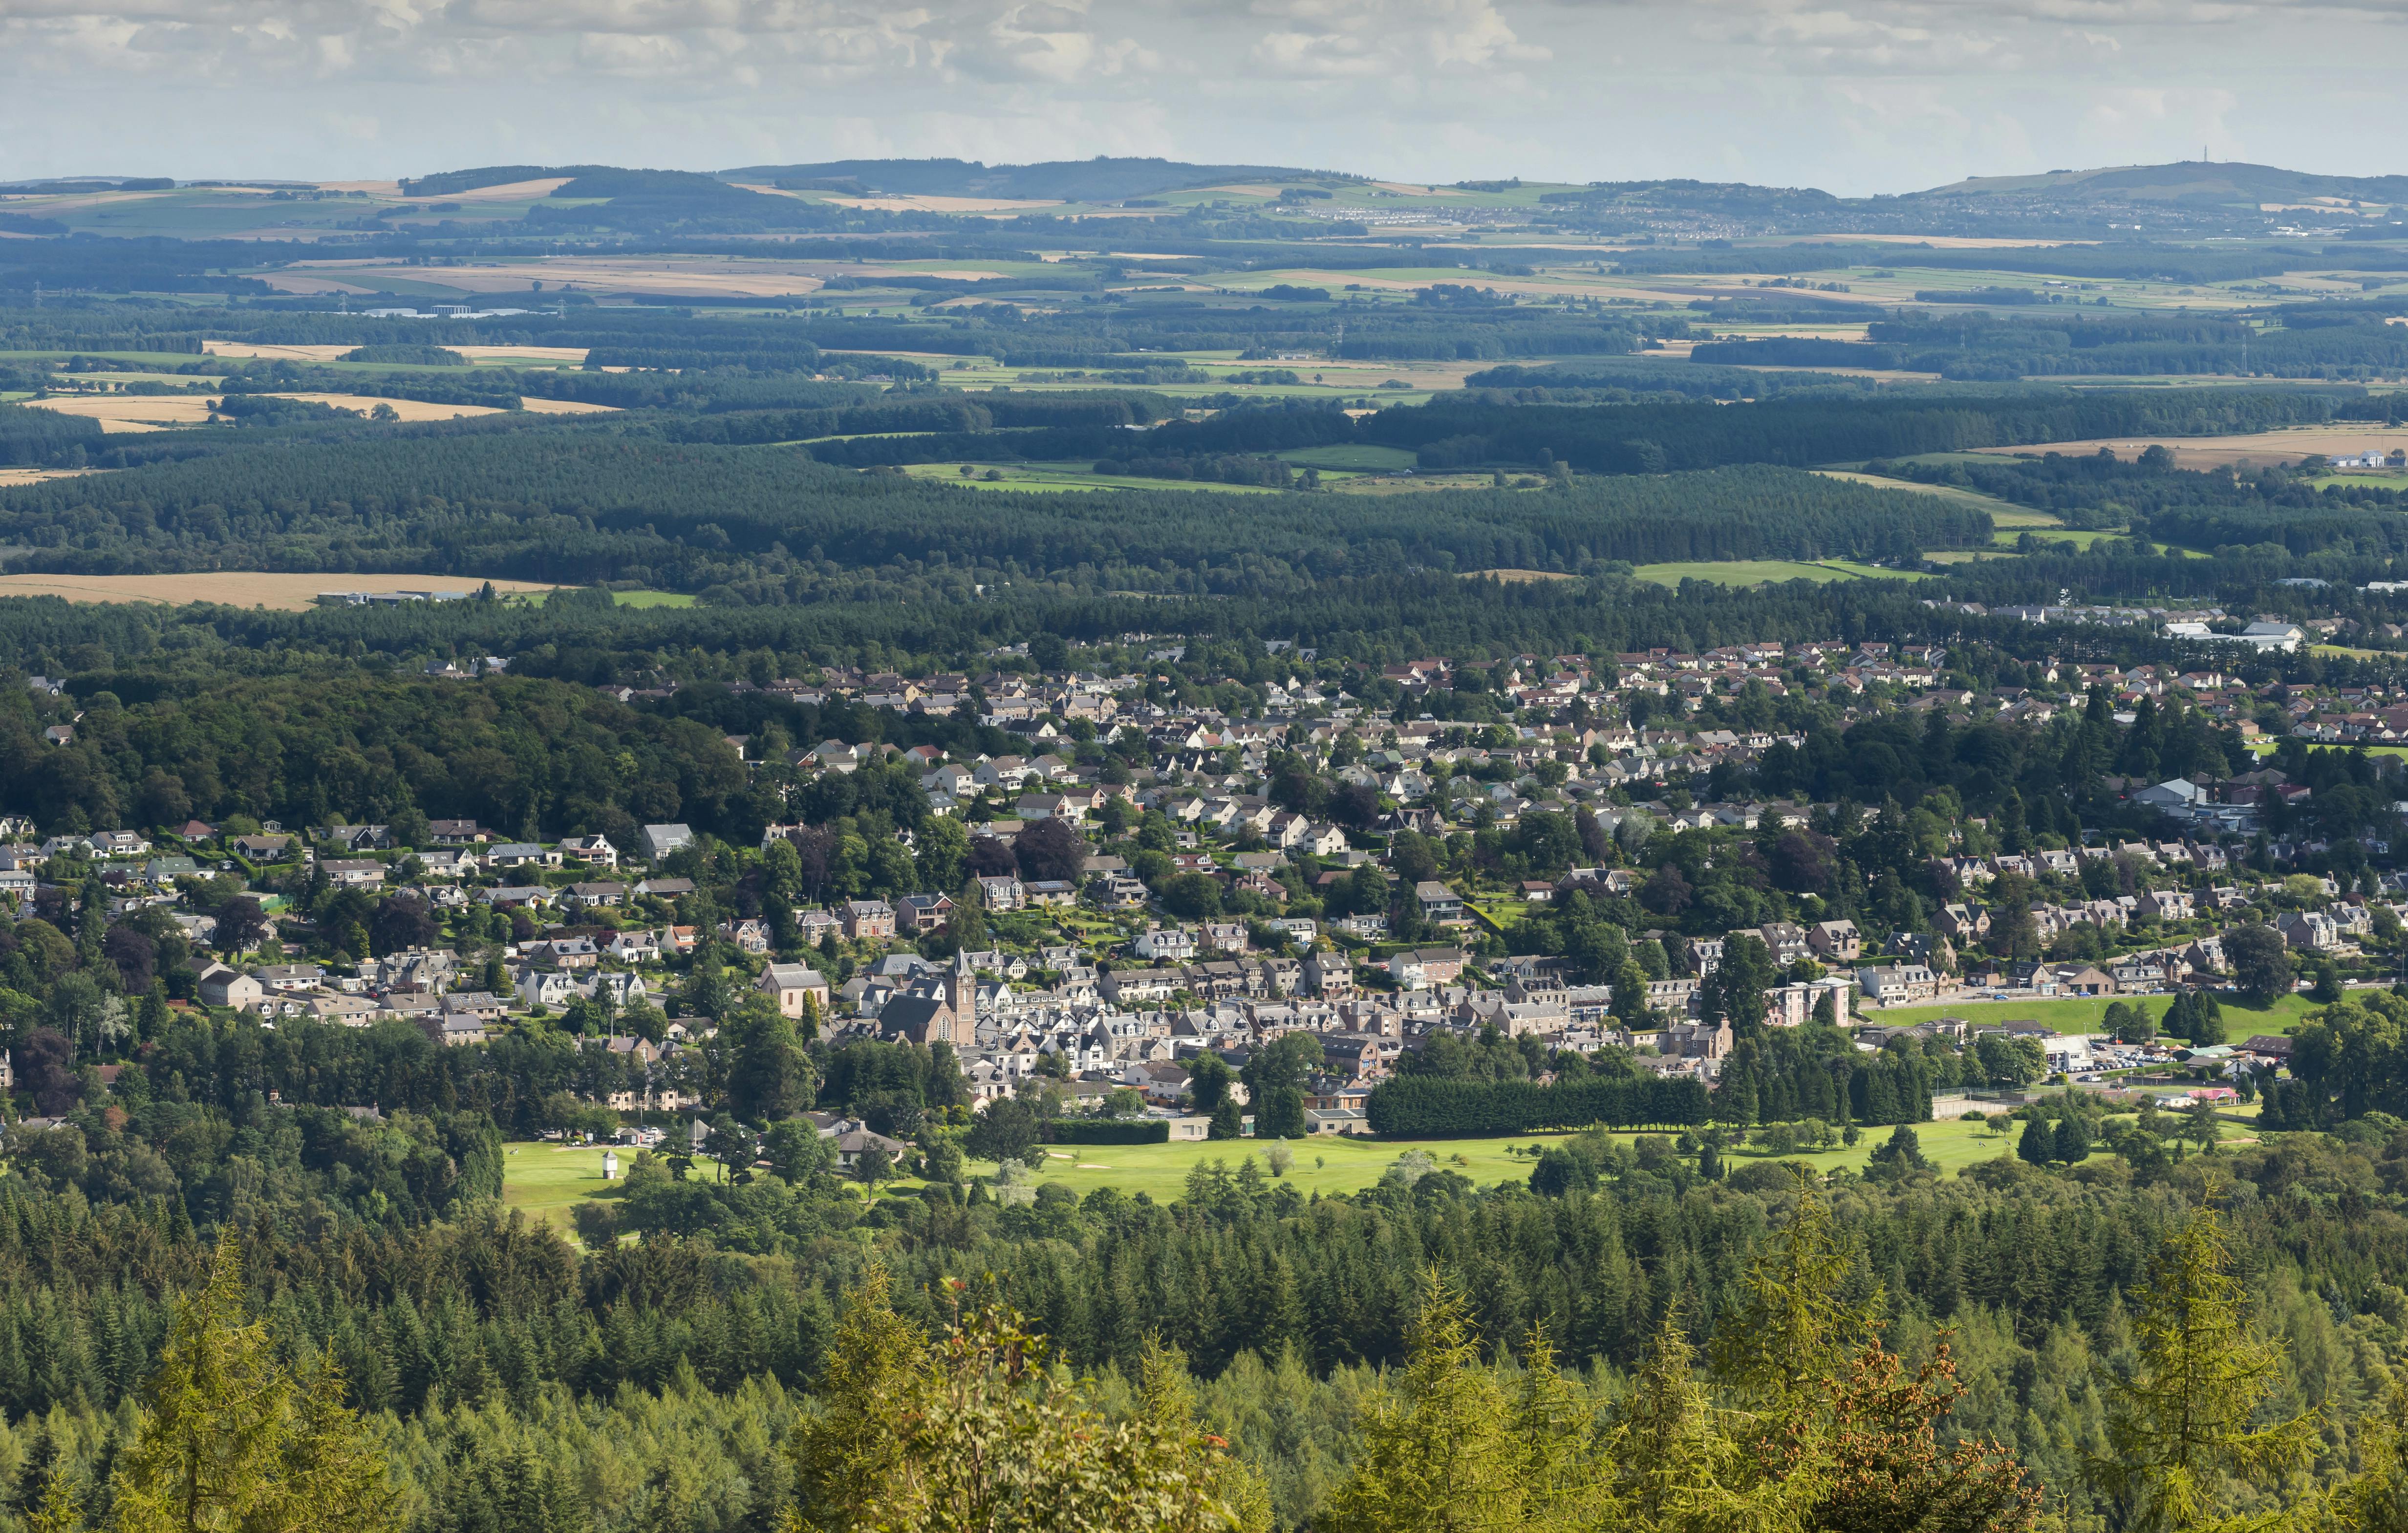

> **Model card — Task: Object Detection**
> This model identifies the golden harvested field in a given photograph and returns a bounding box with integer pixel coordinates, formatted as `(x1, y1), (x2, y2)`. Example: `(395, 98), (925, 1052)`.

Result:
(768, 189), (1063, 214)
(517, 396), (616, 415)
(27, 392), (613, 432)
(0, 572), (559, 609)
(0, 467), (100, 487)
(1978, 425), (2408, 471)
(405, 177), (573, 202)
(201, 343), (359, 362)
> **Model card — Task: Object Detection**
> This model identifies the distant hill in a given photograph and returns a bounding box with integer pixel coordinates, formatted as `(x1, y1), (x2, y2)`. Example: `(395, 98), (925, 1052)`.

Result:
(714, 156), (1351, 202)
(1919, 160), (2408, 206)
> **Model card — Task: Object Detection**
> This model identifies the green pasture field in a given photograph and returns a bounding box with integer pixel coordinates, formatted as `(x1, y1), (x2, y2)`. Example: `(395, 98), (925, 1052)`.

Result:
(1992, 525), (2119, 548)
(1277, 445), (1419, 471)
(0, 349), (222, 370)
(1810, 469), (2046, 523)
(1632, 560), (1927, 587)
(1636, 559), (1934, 588)
(1857, 992), (2318, 1037)
(900, 461), (1286, 494)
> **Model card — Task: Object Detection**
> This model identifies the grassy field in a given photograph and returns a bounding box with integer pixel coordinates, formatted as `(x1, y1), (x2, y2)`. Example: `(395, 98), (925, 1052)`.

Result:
(1810, 469), (2042, 522)
(501, 1108), (2260, 1239)
(1277, 444), (1419, 471)
(501, 1143), (621, 1231)
(1856, 992), (2318, 1036)
(977, 1111), (2251, 1199)
(1633, 560), (1932, 588)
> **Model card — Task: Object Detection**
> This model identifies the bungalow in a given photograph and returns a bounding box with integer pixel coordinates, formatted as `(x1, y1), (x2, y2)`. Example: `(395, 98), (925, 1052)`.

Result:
(486, 842), (561, 870)
(321, 859), (387, 888)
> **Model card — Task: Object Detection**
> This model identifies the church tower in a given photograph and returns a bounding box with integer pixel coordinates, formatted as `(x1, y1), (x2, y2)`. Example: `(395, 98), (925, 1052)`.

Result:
(944, 950), (978, 1044)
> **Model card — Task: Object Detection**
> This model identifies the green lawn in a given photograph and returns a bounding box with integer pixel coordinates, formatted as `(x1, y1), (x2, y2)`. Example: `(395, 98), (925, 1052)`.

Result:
(1858, 992), (2317, 1037)
(500, 1143), (621, 1231)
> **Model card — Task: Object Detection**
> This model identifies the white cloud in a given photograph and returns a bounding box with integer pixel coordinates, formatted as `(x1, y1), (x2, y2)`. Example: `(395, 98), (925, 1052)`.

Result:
(0, 0), (2397, 191)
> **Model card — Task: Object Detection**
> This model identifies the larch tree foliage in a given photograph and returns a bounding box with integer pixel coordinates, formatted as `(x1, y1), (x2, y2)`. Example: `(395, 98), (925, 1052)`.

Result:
(1318, 1271), (1606, 1533)
(786, 1265), (1256, 1533)
(105, 1231), (395, 1533)
(1694, 1174), (2033, 1533)
(2086, 1202), (2320, 1533)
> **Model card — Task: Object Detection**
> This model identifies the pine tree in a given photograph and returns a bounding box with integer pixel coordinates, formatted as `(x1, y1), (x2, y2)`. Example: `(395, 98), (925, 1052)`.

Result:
(2087, 1206), (2319, 1533)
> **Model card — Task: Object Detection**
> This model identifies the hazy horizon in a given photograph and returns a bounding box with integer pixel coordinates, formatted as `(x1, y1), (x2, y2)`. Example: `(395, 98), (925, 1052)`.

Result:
(4, 0), (2404, 198)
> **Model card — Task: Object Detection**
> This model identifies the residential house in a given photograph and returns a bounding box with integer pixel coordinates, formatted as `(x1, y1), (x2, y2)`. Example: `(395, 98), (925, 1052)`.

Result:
(1388, 947), (1467, 991)
(639, 823), (694, 863)
(197, 964), (266, 1010)
(2279, 910), (2344, 952)
(1807, 920), (1862, 962)
(1856, 963), (1941, 1005)
(559, 834), (619, 867)
(756, 963), (832, 1019)
(1414, 881), (1464, 923)
(842, 899), (898, 940)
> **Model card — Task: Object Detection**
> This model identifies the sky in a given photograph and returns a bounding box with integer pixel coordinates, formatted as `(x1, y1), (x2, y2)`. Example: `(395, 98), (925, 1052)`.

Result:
(1, 0), (2404, 195)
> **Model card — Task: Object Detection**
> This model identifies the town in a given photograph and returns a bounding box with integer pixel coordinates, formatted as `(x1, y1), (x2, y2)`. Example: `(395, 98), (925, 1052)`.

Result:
(11, 625), (2394, 1160)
